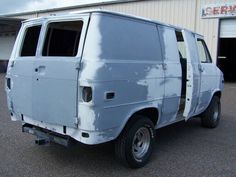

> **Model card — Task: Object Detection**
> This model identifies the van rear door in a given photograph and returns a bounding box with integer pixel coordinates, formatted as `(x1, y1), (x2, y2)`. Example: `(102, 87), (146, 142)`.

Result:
(32, 16), (89, 128)
(7, 24), (42, 120)
(182, 30), (201, 120)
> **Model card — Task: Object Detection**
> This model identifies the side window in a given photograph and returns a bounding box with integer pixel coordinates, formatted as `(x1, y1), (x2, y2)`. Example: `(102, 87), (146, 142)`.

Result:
(175, 31), (187, 59)
(197, 39), (212, 63)
(43, 21), (83, 57)
(20, 25), (41, 56)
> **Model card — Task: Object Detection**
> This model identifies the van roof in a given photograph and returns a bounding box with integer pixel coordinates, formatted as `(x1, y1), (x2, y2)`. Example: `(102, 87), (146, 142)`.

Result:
(23, 9), (201, 36)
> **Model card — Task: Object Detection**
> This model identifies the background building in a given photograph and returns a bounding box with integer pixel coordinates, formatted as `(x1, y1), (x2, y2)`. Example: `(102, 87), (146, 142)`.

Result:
(0, 0), (235, 81)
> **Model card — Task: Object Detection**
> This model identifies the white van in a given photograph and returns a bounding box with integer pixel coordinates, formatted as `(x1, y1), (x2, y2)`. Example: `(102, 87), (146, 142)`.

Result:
(5, 10), (224, 168)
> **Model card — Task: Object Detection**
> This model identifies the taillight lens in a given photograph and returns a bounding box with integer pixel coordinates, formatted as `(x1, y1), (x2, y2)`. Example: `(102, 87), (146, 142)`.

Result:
(82, 87), (92, 102)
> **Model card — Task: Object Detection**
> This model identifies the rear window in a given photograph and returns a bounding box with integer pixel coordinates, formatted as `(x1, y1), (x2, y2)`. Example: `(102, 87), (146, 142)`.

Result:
(42, 21), (83, 57)
(20, 25), (41, 56)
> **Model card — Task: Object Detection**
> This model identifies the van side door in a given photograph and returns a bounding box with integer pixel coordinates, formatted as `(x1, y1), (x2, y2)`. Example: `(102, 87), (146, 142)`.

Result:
(158, 26), (182, 126)
(182, 30), (201, 120)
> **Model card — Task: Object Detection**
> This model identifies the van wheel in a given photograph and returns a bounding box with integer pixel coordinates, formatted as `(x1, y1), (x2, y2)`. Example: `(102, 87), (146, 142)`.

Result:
(115, 115), (155, 168)
(201, 96), (221, 128)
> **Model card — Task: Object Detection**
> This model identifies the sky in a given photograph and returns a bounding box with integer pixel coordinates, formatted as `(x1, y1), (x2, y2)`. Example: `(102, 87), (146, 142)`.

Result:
(0, 0), (115, 15)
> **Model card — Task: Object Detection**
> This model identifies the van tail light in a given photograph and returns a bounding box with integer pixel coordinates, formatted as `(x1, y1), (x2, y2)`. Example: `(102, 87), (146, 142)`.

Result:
(81, 87), (92, 102)
(6, 78), (11, 89)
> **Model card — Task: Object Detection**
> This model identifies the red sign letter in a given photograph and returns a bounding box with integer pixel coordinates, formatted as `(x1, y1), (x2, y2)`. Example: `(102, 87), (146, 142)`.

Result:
(221, 6), (228, 14)
(232, 5), (236, 12)
(213, 7), (220, 15)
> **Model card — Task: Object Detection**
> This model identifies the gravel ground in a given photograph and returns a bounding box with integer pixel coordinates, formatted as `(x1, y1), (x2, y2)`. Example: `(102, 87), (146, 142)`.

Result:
(0, 73), (236, 177)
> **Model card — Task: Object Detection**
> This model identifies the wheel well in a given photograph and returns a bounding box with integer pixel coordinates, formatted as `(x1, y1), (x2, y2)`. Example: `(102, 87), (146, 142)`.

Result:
(131, 108), (159, 126)
(214, 91), (222, 99)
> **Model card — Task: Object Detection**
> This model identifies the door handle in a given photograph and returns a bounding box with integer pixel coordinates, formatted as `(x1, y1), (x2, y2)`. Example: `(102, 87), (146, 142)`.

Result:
(35, 66), (46, 73)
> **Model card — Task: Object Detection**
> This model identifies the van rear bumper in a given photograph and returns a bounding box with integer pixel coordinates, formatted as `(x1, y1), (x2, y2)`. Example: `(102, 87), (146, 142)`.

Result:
(20, 115), (119, 145)
(22, 124), (75, 146)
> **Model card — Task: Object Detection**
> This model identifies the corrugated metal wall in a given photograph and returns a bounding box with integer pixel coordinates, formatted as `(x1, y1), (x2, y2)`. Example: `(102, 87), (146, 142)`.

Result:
(9, 0), (236, 62)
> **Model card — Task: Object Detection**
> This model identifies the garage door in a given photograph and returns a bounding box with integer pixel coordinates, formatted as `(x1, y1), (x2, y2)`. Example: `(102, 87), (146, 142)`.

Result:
(220, 19), (236, 38)
(0, 34), (16, 60)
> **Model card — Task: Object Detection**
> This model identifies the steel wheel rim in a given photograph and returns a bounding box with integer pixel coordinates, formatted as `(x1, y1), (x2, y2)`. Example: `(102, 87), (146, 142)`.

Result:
(132, 127), (150, 160)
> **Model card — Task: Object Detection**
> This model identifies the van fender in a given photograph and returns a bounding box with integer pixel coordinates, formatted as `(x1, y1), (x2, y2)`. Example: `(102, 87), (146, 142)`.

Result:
(199, 88), (222, 115)
(114, 105), (160, 140)
(209, 88), (222, 105)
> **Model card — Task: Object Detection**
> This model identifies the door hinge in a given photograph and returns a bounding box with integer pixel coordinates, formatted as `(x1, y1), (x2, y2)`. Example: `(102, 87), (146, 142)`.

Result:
(75, 62), (81, 70)
(10, 61), (15, 68)
(74, 117), (80, 125)
(198, 64), (204, 72)
(162, 63), (167, 70)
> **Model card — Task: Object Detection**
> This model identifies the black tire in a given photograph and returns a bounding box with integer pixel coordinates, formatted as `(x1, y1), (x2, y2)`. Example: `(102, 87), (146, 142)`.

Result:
(201, 96), (221, 128)
(115, 115), (155, 168)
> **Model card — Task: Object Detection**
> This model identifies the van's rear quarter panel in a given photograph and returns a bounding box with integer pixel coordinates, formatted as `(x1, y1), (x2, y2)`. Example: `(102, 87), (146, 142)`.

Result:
(78, 13), (165, 133)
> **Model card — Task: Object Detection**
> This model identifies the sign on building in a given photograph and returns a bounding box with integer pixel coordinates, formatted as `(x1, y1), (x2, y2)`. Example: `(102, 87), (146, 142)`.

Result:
(202, 2), (236, 18)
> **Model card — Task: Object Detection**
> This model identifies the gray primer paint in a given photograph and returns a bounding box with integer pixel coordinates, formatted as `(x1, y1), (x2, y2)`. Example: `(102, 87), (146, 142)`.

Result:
(5, 10), (224, 145)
